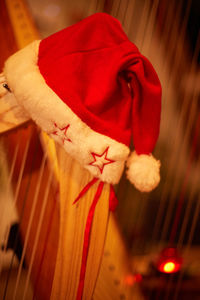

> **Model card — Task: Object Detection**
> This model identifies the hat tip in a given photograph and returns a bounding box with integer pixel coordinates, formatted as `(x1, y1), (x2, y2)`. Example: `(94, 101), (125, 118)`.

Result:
(126, 151), (161, 192)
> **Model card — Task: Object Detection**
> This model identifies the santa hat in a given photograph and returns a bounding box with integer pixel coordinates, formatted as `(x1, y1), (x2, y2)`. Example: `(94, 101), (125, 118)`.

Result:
(2, 13), (161, 192)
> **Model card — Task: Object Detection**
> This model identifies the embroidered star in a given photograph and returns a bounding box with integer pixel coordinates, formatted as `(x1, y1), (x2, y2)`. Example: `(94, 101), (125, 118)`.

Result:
(51, 123), (72, 144)
(89, 147), (115, 174)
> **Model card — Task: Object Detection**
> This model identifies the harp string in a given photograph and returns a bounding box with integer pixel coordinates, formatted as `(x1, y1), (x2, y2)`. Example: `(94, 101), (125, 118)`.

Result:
(110, 0), (120, 17)
(186, 192), (200, 249)
(28, 3), (100, 299)
(159, 32), (200, 244)
(95, 0), (100, 11)
(176, 33), (200, 247)
(139, 0), (160, 54)
(113, 0), (161, 258)
(162, 0), (193, 157)
(166, 0), (192, 81)
(124, 0), (137, 36)
(12, 147), (48, 299)
(1, 1), (199, 299)
(115, 0), (122, 18)
(160, 93), (199, 300)
(121, 1), (200, 298)
(177, 155), (200, 247)
(116, 0), (161, 259)
(127, 0), (160, 254)
(171, 95), (199, 236)
(151, 0), (192, 243)
(115, 0), (129, 24)
(0, 137), (20, 273)
(160, 112), (200, 300)
(169, 112), (200, 244)
(119, 1), (148, 280)
(122, 0), (130, 26)
(173, 194), (200, 300)
(2, 127), (37, 299)
(13, 0), (96, 299)
(32, 188), (59, 300)
(132, 0), (165, 257)
(159, 6), (189, 242)
(157, 0), (184, 100)
(13, 134), (31, 209)
(170, 34), (200, 300)
(21, 161), (54, 300)
(1, 0), (89, 299)
(164, 0), (193, 96)
(155, 10), (199, 300)
(82, 0), (92, 17)
(134, 0), (151, 49)
(90, 3), (133, 298)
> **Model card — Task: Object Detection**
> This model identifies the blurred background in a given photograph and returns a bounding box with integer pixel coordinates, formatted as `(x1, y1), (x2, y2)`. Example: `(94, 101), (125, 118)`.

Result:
(0, 0), (200, 299)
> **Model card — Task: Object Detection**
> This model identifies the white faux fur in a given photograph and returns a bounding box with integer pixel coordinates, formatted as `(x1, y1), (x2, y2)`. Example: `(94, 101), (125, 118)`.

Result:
(126, 151), (161, 192)
(3, 41), (130, 184)
(0, 73), (7, 97)
(0, 73), (29, 120)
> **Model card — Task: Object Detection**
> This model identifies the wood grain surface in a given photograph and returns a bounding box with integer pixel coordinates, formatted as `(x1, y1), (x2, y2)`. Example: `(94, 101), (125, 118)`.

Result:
(0, 1), (138, 300)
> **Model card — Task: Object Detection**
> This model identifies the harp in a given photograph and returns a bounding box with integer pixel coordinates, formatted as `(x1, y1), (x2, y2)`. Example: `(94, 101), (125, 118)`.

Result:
(0, 0), (199, 299)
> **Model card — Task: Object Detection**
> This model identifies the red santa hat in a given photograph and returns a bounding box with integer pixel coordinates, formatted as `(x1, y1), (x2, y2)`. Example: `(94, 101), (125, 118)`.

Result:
(2, 13), (161, 192)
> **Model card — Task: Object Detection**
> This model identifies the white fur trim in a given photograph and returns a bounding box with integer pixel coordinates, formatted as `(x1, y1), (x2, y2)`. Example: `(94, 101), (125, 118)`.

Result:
(126, 151), (160, 192)
(3, 41), (130, 184)
(0, 73), (7, 97)
(0, 72), (29, 120)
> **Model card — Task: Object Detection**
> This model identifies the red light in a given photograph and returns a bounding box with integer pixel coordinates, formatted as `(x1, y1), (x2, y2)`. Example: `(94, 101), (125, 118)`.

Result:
(156, 247), (183, 274)
(158, 260), (181, 273)
(163, 262), (176, 273)
(125, 275), (135, 286)
(134, 273), (143, 282)
(125, 273), (143, 285)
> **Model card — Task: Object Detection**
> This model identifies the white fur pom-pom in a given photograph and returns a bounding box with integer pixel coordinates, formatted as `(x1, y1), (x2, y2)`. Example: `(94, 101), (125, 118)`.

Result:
(126, 151), (161, 192)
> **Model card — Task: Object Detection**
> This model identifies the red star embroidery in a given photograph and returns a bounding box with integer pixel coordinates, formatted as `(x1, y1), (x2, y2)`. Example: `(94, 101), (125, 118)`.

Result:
(89, 147), (115, 174)
(51, 123), (72, 144)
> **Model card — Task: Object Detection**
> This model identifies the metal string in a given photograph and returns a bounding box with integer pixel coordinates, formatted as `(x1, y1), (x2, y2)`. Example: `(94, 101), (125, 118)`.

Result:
(2, 126), (37, 299)
(122, 0), (130, 26)
(12, 148), (48, 299)
(151, 0), (192, 244)
(22, 160), (54, 300)
(0, 137), (20, 275)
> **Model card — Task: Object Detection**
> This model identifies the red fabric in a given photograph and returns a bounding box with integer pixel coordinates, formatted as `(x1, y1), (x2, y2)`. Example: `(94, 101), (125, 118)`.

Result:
(89, 146), (115, 174)
(73, 180), (118, 300)
(128, 55), (162, 154)
(109, 185), (118, 211)
(38, 12), (161, 154)
(74, 180), (104, 300)
(73, 177), (98, 205)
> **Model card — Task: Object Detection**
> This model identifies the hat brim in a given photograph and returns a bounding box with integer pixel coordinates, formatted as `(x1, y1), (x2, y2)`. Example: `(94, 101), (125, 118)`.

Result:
(3, 41), (129, 184)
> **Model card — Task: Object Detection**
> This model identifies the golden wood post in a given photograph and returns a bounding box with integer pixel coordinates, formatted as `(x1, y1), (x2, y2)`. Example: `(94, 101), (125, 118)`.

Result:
(0, 1), (112, 299)
(50, 145), (110, 299)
